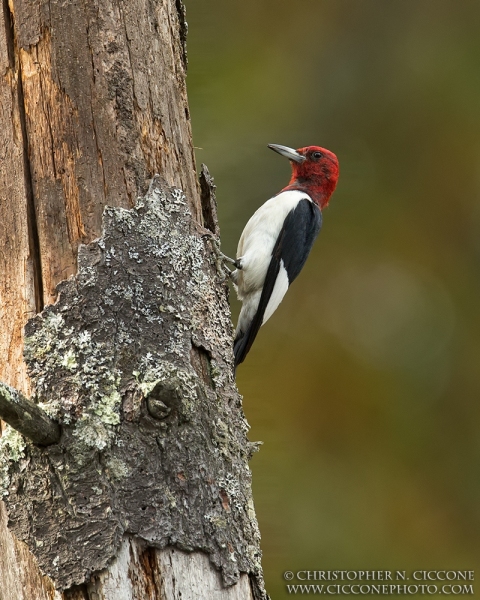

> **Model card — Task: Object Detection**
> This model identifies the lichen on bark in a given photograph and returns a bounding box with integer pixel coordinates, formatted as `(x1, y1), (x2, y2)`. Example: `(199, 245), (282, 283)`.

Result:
(0, 178), (266, 597)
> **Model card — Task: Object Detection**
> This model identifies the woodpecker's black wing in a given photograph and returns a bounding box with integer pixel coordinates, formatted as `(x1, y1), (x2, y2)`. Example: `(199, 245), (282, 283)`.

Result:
(234, 198), (322, 368)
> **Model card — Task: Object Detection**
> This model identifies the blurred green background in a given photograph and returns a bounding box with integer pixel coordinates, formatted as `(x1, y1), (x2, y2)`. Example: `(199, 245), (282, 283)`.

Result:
(185, 0), (480, 596)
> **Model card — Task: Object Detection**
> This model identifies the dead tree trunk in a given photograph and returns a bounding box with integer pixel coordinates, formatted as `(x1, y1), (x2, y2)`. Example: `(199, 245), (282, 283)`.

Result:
(0, 1), (267, 598)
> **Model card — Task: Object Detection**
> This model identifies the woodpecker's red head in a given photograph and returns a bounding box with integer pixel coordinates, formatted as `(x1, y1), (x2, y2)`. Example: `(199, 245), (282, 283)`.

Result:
(268, 144), (339, 208)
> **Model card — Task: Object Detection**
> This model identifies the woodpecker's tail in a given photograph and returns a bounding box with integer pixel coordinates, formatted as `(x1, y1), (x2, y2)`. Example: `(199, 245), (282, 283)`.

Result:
(233, 330), (249, 370)
(233, 316), (263, 370)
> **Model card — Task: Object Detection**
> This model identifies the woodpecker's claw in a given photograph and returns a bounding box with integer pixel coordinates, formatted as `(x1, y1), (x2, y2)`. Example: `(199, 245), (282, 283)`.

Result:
(201, 232), (240, 281)
(216, 249), (241, 269)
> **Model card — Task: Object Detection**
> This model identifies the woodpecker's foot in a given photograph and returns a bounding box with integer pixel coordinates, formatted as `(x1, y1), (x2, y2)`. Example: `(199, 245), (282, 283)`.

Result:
(216, 249), (241, 270)
(201, 233), (240, 281)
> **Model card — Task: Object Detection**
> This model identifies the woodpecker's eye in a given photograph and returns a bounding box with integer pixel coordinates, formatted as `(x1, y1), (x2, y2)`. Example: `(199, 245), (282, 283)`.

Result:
(312, 151), (323, 160)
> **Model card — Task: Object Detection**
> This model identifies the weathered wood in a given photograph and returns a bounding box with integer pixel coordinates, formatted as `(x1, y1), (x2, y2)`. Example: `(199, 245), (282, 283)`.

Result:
(0, 0), (267, 597)
(200, 163), (221, 237)
(0, 180), (267, 598)
(2, 0), (199, 386)
(0, 502), (62, 600)
(0, 0), (38, 392)
(155, 547), (254, 600)
(11, 0), (199, 306)
(0, 2), (56, 592)
(66, 538), (254, 599)
(0, 382), (60, 445)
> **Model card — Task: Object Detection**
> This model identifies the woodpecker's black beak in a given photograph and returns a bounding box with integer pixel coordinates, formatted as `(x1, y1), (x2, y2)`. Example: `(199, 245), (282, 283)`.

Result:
(268, 143), (306, 163)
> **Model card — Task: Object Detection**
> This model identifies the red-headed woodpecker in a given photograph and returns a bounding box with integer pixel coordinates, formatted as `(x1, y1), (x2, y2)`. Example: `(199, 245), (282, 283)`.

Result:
(233, 144), (339, 368)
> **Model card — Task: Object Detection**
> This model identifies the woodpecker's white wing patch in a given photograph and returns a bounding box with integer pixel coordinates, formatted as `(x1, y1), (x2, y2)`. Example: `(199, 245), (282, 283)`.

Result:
(235, 190), (310, 300)
(262, 260), (289, 325)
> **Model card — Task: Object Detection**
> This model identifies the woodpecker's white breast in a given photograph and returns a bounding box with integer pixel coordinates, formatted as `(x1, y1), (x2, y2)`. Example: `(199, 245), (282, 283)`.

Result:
(234, 189), (312, 334)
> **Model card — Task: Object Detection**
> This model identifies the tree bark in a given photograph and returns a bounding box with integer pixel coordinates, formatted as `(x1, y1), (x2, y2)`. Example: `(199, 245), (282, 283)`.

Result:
(0, 1), (267, 598)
